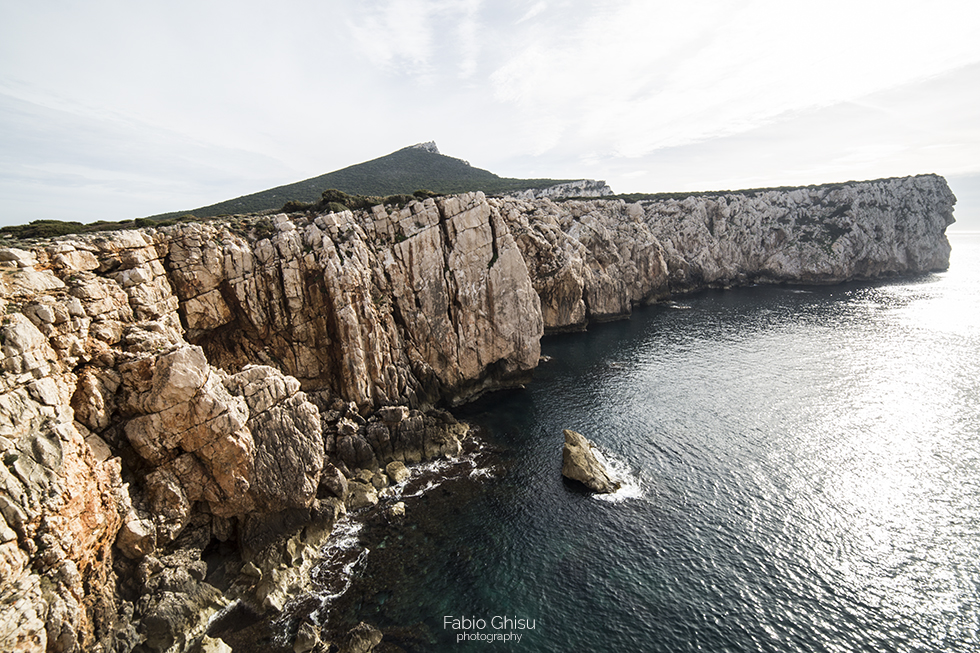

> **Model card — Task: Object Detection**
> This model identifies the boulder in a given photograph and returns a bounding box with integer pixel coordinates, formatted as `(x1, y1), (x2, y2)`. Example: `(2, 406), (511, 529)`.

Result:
(293, 621), (320, 653)
(318, 461), (349, 500)
(116, 516), (157, 559)
(346, 482), (379, 510)
(385, 461), (410, 484)
(339, 621), (383, 653)
(561, 429), (620, 494)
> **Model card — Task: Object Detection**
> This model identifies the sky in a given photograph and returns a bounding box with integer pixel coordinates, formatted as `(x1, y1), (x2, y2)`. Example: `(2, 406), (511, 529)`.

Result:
(2, 0), (979, 230)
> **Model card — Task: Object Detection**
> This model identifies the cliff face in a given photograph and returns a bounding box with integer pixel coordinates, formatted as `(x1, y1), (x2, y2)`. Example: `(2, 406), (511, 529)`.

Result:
(0, 193), (543, 652)
(0, 175), (954, 652)
(503, 174), (954, 330)
(506, 179), (615, 201)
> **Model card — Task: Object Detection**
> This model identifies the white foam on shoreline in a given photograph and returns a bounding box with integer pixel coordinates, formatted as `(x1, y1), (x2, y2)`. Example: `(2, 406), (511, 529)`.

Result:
(272, 516), (371, 644)
(383, 438), (494, 500)
(308, 517), (370, 603)
(290, 433), (499, 631)
(590, 447), (646, 503)
(317, 520), (364, 562)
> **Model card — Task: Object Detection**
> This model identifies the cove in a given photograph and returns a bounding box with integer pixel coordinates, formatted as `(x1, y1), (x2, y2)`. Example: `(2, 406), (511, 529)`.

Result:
(324, 234), (980, 652)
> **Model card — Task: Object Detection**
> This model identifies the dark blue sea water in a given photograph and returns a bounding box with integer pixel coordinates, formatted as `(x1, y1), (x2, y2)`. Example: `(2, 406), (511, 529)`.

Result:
(320, 233), (980, 653)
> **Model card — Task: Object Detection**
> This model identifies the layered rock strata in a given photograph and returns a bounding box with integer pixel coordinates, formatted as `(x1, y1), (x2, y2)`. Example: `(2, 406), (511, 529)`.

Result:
(0, 175), (955, 652)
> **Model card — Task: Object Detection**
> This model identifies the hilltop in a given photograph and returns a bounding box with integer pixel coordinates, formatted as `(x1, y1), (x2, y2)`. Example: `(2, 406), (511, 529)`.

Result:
(149, 142), (602, 220)
(0, 143), (612, 240)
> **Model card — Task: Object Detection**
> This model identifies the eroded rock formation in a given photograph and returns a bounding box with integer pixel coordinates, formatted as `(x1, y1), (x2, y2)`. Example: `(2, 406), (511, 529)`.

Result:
(0, 175), (955, 651)
(502, 174), (955, 331)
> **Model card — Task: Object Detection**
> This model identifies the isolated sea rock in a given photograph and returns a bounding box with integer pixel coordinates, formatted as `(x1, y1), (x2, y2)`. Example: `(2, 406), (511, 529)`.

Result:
(561, 429), (620, 494)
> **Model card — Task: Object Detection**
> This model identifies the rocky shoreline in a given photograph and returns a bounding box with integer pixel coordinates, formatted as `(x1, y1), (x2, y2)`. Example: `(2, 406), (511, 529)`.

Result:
(197, 429), (499, 653)
(0, 175), (955, 652)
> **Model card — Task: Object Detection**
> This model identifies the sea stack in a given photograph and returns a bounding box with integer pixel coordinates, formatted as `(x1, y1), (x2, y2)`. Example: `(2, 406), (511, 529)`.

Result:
(561, 429), (620, 493)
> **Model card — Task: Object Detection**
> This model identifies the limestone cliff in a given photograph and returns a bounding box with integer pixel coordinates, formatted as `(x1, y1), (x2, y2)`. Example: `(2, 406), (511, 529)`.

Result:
(506, 179), (615, 201)
(0, 175), (954, 652)
(503, 174), (954, 331)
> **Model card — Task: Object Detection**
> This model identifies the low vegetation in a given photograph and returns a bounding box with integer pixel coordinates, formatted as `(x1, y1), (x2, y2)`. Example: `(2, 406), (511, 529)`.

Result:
(0, 216), (205, 242)
(599, 177), (904, 204)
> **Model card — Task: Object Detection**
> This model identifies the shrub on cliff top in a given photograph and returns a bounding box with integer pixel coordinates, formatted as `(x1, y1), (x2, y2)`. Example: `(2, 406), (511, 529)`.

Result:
(282, 200), (314, 213)
(314, 189), (419, 213)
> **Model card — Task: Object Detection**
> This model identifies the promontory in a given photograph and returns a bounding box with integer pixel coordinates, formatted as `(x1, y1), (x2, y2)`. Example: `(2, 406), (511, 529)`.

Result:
(0, 174), (954, 652)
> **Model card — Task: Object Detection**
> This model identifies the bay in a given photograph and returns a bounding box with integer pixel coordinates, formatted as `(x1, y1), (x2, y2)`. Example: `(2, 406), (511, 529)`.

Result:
(325, 232), (980, 653)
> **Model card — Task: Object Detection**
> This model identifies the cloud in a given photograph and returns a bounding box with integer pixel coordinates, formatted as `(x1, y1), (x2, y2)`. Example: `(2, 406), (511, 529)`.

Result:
(347, 0), (440, 74)
(482, 61), (980, 203)
(453, 0), (484, 79)
(488, 0), (980, 159)
(345, 0), (486, 80)
(0, 1), (978, 225)
(0, 89), (298, 223)
(517, 2), (549, 23)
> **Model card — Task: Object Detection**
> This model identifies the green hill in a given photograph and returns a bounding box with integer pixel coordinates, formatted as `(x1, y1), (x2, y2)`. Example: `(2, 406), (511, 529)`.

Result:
(151, 143), (575, 219)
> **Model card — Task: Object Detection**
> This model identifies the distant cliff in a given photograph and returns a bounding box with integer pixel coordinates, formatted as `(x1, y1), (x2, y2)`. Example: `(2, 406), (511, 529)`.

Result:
(0, 174), (954, 652)
(506, 179), (614, 200)
(507, 174), (955, 330)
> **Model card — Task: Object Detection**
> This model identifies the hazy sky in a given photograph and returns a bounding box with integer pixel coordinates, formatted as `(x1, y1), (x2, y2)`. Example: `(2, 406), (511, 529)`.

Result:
(2, 0), (979, 229)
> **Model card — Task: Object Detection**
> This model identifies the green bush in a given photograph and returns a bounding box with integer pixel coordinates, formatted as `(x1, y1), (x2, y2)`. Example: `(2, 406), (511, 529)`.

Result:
(382, 194), (415, 208)
(282, 200), (313, 213)
(0, 220), (86, 239)
(253, 221), (275, 240)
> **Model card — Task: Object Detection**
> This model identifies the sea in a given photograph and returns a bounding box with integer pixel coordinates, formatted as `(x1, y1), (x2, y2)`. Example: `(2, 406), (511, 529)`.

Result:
(298, 232), (980, 653)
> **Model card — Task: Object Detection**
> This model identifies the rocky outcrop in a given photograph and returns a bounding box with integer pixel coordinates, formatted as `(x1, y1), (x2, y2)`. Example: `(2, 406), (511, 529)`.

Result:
(507, 179), (615, 201)
(502, 174), (954, 331)
(165, 193), (542, 407)
(337, 622), (383, 653)
(561, 429), (619, 494)
(499, 197), (671, 330)
(0, 175), (955, 651)
(0, 195), (510, 651)
(639, 175), (955, 289)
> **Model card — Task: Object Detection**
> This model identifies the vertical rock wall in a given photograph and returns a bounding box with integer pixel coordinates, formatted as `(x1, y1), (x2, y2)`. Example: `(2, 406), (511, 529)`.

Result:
(500, 174), (954, 331)
(164, 192), (542, 407)
(0, 192), (544, 652)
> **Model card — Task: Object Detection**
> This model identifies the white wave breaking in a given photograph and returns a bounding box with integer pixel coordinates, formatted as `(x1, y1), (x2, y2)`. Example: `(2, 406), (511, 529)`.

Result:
(590, 447), (646, 503)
